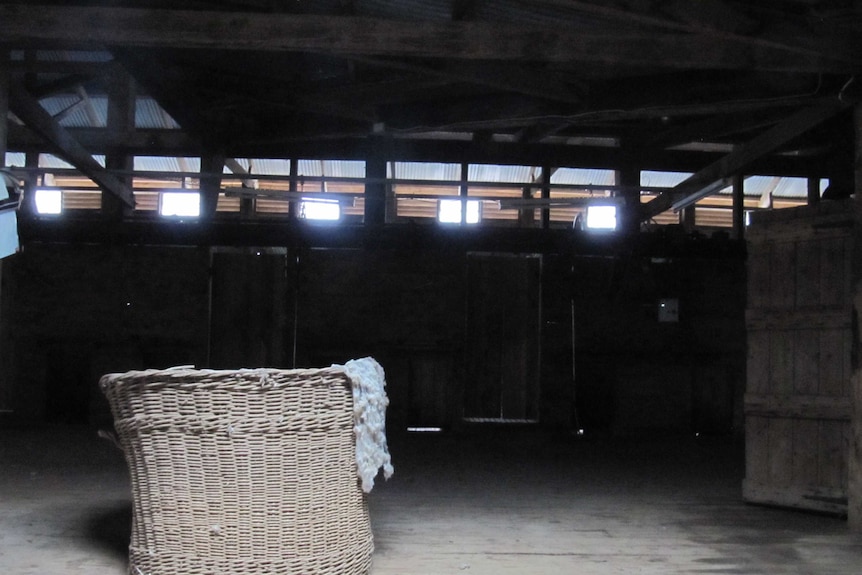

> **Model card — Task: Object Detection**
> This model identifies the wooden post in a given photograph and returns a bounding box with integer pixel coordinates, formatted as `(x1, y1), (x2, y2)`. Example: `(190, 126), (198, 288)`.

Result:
(732, 173), (745, 240)
(22, 151), (38, 214)
(541, 164), (551, 229)
(364, 138), (386, 226)
(616, 164), (639, 235)
(0, 51), (8, 168)
(103, 64), (135, 219)
(199, 153), (224, 220)
(459, 162), (469, 225)
(850, 103), (862, 531)
(0, 51), (8, 414)
(807, 176), (821, 206)
(288, 157), (298, 221)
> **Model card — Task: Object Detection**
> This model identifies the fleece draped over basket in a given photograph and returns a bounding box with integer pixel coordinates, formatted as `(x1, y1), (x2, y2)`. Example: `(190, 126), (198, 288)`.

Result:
(333, 357), (395, 492)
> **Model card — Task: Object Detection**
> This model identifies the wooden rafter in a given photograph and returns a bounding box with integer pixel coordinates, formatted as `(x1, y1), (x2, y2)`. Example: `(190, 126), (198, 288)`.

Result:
(641, 97), (852, 220)
(415, 60), (583, 106)
(528, 0), (857, 65)
(0, 5), (858, 72)
(8, 83), (134, 207)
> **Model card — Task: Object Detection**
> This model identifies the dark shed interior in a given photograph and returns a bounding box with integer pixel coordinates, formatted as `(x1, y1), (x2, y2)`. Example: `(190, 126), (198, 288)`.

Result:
(1, 2), (862, 573)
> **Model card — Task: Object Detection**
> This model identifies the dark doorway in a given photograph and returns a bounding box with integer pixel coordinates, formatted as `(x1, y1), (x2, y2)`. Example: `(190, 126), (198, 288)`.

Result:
(463, 253), (541, 422)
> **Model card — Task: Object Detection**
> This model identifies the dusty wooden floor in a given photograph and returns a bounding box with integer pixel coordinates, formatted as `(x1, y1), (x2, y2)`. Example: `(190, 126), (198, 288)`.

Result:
(2, 424), (861, 574)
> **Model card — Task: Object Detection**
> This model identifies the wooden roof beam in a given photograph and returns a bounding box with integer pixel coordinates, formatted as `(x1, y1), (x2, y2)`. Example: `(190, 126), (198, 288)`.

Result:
(641, 96), (852, 220)
(8, 83), (134, 207)
(0, 5), (857, 72)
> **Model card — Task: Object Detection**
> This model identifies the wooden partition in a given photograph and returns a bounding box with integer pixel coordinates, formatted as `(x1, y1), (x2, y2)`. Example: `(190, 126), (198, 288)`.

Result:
(744, 200), (854, 515)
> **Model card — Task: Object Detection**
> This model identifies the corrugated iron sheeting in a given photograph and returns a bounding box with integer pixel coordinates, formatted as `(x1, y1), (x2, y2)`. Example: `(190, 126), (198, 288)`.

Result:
(389, 161), (461, 181)
(37, 95), (179, 130)
(134, 156), (201, 173)
(40, 95), (107, 129)
(642, 170), (817, 199)
(470, 164), (536, 183)
(136, 98), (182, 129)
(4, 153), (26, 167)
(552, 168), (615, 186)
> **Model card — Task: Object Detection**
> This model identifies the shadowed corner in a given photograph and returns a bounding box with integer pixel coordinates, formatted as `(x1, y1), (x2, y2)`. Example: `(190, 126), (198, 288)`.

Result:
(85, 502), (132, 560)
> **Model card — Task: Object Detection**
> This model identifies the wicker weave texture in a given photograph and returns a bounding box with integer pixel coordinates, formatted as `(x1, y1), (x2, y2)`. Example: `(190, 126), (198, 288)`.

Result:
(100, 367), (373, 575)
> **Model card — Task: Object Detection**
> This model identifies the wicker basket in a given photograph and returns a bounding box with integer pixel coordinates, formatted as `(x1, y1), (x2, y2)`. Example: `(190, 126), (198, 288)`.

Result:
(100, 366), (374, 575)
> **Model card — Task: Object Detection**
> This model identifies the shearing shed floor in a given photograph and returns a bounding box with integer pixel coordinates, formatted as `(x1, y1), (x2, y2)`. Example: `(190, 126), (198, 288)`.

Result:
(2, 424), (861, 575)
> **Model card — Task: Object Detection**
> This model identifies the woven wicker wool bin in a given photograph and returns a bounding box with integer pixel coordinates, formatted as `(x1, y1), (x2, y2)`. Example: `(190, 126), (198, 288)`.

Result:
(100, 366), (374, 575)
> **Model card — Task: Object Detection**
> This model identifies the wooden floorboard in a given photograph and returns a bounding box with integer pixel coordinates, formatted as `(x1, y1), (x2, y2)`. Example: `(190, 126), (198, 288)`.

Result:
(2, 425), (861, 574)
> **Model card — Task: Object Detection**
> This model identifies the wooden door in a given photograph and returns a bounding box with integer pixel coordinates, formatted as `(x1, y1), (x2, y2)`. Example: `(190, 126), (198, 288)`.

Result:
(208, 249), (289, 369)
(463, 253), (541, 422)
(744, 201), (853, 515)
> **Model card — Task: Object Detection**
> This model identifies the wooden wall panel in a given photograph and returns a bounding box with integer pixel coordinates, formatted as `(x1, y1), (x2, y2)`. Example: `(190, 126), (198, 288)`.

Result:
(744, 201), (854, 516)
(770, 241), (796, 309)
(792, 329), (819, 395)
(746, 330), (770, 395)
(768, 330), (793, 397)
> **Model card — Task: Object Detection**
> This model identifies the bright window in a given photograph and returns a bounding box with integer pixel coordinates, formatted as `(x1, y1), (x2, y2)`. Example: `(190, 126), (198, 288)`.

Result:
(300, 198), (340, 220)
(160, 192), (200, 217)
(35, 189), (63, 214)
(438, 199), (480, 224)
(586, 205), (617, 230)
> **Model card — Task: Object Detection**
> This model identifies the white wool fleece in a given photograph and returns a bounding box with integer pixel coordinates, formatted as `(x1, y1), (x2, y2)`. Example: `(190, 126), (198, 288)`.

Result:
(333, 357), (394, 492)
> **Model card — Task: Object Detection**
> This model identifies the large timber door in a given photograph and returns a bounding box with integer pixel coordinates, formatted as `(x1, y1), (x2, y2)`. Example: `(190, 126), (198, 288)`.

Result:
(208, 249), (289, 369)
(744, 201), (853, 515)
(463, 253), (541, 422)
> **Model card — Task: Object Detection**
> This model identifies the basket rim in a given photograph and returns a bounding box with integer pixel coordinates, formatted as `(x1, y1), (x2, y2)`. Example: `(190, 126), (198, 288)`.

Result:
(99, 365), (349, 391)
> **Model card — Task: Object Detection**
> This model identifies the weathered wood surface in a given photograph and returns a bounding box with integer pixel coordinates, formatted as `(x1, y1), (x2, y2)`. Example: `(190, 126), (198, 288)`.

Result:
(0, 5), (858, 72)
(849, 103), (862, 531)
(744, 201), (854, 516)
(5, 426), (862, 575)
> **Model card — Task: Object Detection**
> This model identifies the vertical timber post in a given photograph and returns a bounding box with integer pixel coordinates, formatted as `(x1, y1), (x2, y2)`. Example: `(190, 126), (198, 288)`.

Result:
(541, 164), (551, 229)
(616, 163), (640, 236)
(365, 137), (387, 228)
(0, 52), (7, 170)
(460, 162), (469, 225)
(732, 173), (745, 240)
(103, 64), (135, 220)
(0, 51), (8, 414)
(851, 102), (862, 531)
(199, 153), (224, 220)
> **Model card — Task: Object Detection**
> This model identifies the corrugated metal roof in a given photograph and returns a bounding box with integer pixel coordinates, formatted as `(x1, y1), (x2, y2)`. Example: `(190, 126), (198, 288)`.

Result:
(134, 156), (201, 173)
(389, 161), (461, 181)
(641, 170), (693, 188)
(640, 171), (820, 199)
(552, 168), (615, 186)
(470, 164), (536, 183)
(40, 154), (105, 169)
(136, 98), (182, 129)
(225, 159), (289, 176)
(40, 95), (107, 129)
(39, 95), (181, 130)
(4, 153), (26, 167)
(737, 175), (812, 199)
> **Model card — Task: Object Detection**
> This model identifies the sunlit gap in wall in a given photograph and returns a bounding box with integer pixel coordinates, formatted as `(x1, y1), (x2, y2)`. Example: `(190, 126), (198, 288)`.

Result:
(406, 427), (443, 433)
(160, 192), (201, 217)
(585, 204), (617, 230)
(34, 189), (63, 215)
(438, 199), (480, 224)
(299, 198), (340, 220)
